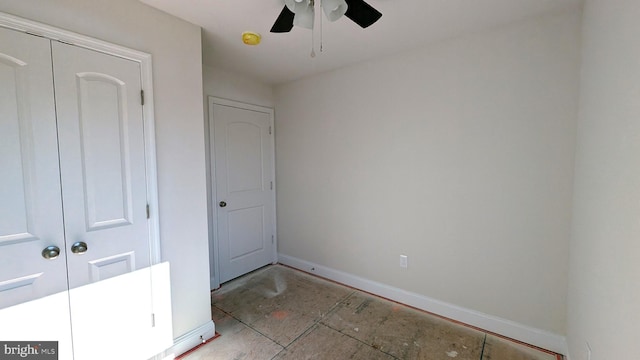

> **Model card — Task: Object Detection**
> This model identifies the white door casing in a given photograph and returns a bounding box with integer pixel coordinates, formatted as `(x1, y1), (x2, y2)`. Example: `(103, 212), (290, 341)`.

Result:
(209, 97), (277, 285)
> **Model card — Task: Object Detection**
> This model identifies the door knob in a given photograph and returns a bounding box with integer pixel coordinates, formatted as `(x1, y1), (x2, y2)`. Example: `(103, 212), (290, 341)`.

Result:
(71, 241), (88, 255)
(219, 201), (227, 208)
(42, 246), (61, 260)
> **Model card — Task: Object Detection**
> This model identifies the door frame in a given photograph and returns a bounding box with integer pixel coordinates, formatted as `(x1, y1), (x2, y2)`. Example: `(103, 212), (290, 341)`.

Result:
(206, 96), (277, 290)
(0, 12), (162, 264)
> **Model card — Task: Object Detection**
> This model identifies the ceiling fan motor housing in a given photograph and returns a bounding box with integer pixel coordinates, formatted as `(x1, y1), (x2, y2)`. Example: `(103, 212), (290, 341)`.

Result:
(271, 0), (381, 33)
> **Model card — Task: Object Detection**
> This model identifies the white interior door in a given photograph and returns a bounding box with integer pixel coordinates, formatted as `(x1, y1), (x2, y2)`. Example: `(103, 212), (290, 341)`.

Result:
(0, 26), (74, 358)
(51, 41), (162, 360)
(210, 98), (276, 284)
(51, 41), (150, 287)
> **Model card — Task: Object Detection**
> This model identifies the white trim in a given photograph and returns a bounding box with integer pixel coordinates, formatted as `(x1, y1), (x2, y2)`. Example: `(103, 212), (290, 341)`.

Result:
(278, 253), (568, 356)
(0, 12), (151, 63)
(158, 320), (216, 359)
(0, 11), (161, 265)
(206, 98), (221, 290)
(142, 65), (161, 264)
(207, 97), (277, 288)
(203, 95), (218, 290)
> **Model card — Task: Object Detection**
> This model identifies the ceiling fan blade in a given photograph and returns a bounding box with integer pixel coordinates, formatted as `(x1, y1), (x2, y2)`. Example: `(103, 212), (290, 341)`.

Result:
(344, 0), (382, 28)
(271, 5), (295, 33)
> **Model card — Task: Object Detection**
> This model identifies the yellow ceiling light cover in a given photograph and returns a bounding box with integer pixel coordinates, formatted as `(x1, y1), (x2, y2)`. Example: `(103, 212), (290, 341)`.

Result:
(242, 31), (261, 46)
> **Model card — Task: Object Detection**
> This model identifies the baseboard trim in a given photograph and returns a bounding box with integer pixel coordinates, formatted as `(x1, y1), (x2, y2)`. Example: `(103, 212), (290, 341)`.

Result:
(278, 253), (567, 355)
(161, 320), (215, 359)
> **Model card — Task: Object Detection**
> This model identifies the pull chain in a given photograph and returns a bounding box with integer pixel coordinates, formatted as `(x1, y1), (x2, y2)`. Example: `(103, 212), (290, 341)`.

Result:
(320, 0), (323, 53)
(310, 0), (316, 57)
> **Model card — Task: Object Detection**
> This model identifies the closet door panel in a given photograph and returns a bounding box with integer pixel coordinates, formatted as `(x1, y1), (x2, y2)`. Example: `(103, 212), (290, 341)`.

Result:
(52, 41), (161, 360)
(52, 42), (151, 288)
(76, 72), (134, 231)
(0, 27), (73, 359)
(0, 27), (68, 308)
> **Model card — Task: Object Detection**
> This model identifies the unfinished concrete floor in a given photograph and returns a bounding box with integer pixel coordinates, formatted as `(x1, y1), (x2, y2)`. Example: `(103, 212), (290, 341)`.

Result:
(181, 265), (561, 360)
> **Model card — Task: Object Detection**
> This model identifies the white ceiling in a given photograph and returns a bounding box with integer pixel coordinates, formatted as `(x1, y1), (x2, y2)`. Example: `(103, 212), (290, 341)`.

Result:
(139, 0), (581, 85)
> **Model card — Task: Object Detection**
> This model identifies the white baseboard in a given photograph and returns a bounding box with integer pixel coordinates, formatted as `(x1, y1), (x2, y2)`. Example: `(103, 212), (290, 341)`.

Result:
(278, 253), (568, 356)
(158, 320), (215, 359)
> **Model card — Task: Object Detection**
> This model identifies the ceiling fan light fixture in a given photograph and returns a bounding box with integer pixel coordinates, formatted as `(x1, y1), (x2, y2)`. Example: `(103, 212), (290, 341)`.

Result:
(284, 0), (311, 13)
(291, 0), (315, 29)
(271, 0), (380, 34)
(322, 0), (348, 22)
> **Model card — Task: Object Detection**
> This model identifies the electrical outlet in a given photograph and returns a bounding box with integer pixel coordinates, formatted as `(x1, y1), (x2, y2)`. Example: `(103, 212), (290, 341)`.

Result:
(400, 255), (408, 268)
(586, 342), (592, 360)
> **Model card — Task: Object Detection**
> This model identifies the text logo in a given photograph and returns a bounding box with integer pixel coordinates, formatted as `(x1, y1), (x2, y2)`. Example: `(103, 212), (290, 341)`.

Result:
(0, 342), (57, 359)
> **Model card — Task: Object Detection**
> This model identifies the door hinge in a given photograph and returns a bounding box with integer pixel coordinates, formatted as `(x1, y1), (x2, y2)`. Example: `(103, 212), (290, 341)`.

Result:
(269, 126), (272, 135)
(151, 313), (156, 327)
(140, 90), (145, 106)
(270, 181), (273, 190)
(146, 204), (150, 219)
(272, 235), (274, 244)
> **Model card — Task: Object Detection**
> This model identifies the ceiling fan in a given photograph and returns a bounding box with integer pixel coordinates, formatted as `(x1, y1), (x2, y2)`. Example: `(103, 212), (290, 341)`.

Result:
(270, 0), (382, 33)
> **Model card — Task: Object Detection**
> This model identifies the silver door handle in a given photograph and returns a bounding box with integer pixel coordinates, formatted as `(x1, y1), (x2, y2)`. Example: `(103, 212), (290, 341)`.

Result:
(42, 245), (61, 260)
(71, 241), (88, 255)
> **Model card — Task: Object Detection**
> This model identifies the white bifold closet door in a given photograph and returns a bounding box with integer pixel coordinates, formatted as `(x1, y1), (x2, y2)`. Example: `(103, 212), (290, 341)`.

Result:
(0, 26), (171, 360)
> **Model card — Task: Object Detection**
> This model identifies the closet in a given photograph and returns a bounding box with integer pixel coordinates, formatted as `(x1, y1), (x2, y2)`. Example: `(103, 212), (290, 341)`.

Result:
(0, 18), (171, 360)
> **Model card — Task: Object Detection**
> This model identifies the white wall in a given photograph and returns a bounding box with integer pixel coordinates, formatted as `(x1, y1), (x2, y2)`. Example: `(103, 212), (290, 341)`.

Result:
(203, 65), (274, 107)
(567, 0), (640, 359)
(275, 8), (581, 336)
(0, 0), (212, 341)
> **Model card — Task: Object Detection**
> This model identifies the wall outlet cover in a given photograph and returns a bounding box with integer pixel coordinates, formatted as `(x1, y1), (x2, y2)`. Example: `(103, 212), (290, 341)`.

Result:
(400, 255), (408, 268)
